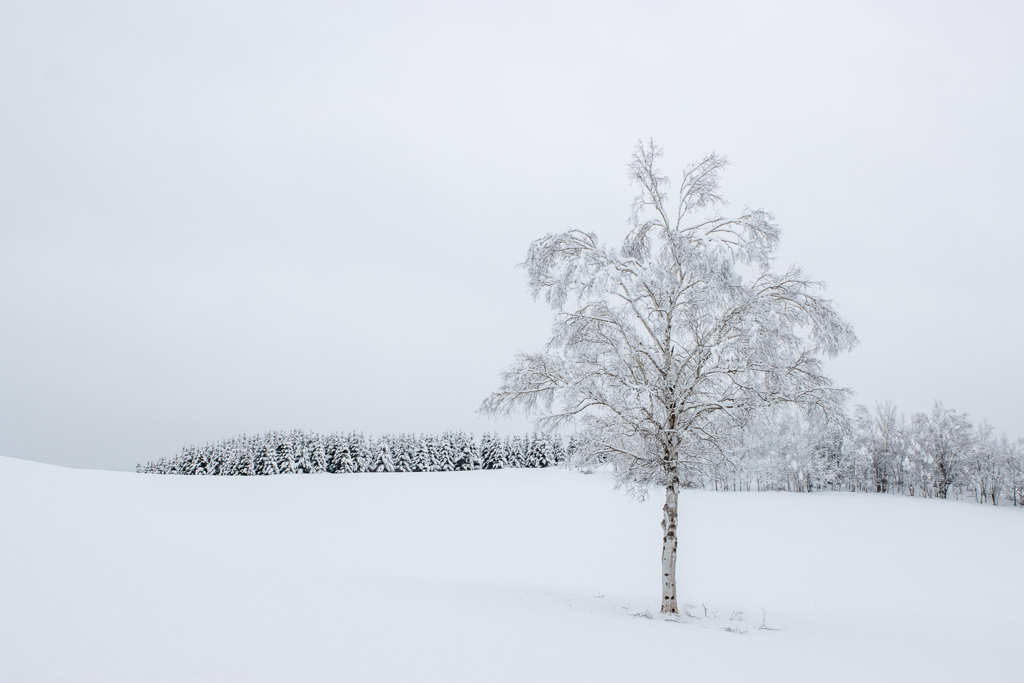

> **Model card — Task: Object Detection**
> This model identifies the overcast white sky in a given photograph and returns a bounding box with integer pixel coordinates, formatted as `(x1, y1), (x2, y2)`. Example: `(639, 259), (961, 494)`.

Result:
(3, 0), (1022, 471)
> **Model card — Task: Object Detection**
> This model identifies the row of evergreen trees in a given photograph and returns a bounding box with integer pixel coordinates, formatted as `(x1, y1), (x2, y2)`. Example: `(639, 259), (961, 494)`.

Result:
(140, 402), (1023, 508)
(137, 431), (568, 476)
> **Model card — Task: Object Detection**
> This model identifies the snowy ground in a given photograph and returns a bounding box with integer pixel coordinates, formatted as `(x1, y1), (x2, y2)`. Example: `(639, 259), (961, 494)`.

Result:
(1, 456), (1021, 682)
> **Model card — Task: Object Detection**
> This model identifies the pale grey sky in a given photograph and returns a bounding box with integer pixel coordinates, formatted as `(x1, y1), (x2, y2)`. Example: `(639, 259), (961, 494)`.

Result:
(3, 0), (1022, 470)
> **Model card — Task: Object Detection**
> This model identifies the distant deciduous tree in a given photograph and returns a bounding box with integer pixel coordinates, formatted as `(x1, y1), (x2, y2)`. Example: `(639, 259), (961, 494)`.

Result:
(913, 402), (973, 499)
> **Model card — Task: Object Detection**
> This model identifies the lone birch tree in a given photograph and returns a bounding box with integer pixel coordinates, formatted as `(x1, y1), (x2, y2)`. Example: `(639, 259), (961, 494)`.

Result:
(481, 141), (857, 614)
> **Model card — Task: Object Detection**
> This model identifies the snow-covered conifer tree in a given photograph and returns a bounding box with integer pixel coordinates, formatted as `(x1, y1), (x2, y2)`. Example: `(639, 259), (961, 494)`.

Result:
(478, 433), (497, 469)
(276, 438), (297, 474)
(524, 434), (543, 468)
(254, 440), (278, 476)
(388, 434), (410, 472)
(235, 445), (255, 476)
(435, 433), (457, 472)
(292, 432), (314, 474)
(324, 432), (340, 473)
(453, 432), (481, 470)
(335, 433), (358, 473)
(348, 433), (368, 472)
(485, 437), (510, 470)
(549, 437), (565, 467)
(507, 436), (527, 468)
(414, 435), (437, 472)
(307, 433), (327, 473)
(374, 438), (396, 473)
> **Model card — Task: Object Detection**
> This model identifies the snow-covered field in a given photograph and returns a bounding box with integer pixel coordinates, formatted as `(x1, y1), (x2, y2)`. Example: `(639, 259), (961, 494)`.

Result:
(1, 456), (1020, 682)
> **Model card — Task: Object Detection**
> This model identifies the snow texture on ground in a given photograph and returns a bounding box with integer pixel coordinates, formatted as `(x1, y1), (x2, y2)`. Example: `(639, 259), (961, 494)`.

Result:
(1, 456), (1021, 682)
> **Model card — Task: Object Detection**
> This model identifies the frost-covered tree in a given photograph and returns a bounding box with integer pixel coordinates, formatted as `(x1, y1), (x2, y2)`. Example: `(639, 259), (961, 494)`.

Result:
(1007, 438), (1024, 506)
(323, 433), (340, 473)
(507, 436), (527, 468)
(307, 433), (327, 473)
(482, 141), (856, 614)
(870, 402), (908, 493)
(969, 422), (1007, 505)
(435, 433), (458, 472)
(374, 437), (396, 473)
(849, 403), (901, 493)
(412, 435), (433, 472)
(276, 438), (297, 474)
(454, 432), (481, 470)
(525, 434), (545, 468)
(392, 434), (415, 472)
(329, 433), (356, 473)
(479, 433), (499, 470)
(424, 434), (442, 472)
(485, 437), (511, 470)
(254, 441), (278, 476)
(914, 402), (973, 499)
(352, 433), (371, 472)
(235, 445), (256, 476)
(736, 406), (823, 492)
(566, 435), (581, 464)
(294, 433), (314, 474)
(549, 437), (565, 466)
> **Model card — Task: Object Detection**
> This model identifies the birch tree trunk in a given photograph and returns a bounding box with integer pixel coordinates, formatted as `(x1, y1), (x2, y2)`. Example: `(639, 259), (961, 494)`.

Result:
(660, 479), (680, 613)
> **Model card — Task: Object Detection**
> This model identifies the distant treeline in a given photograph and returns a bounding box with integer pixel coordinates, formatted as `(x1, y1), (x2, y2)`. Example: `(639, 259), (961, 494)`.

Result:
(694, 401), (1024, 507)
(137, 431), (569, 475)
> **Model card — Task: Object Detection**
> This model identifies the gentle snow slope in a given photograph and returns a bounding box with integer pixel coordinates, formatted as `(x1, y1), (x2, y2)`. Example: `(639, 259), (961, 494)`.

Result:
(0, 456), (1020, 682)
